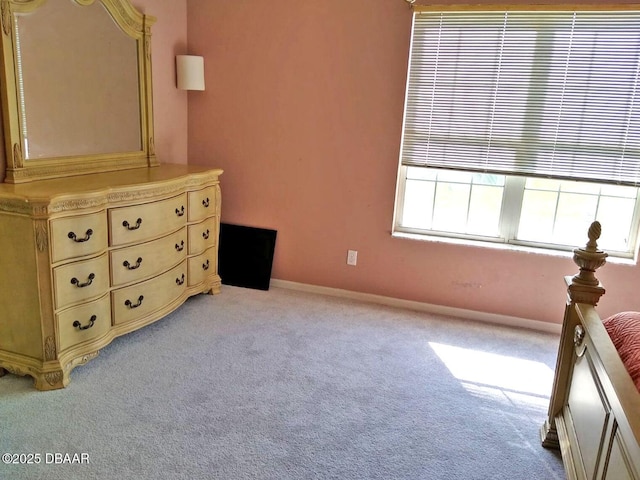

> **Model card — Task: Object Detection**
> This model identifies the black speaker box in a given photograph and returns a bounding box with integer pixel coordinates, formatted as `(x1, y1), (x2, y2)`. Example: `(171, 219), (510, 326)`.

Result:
(218, 223), (277, 290)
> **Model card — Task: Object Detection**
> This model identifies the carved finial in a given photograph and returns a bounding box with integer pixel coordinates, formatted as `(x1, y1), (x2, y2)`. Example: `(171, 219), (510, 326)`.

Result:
(586, 221), (601, 251)
(572, 221), (607, 286)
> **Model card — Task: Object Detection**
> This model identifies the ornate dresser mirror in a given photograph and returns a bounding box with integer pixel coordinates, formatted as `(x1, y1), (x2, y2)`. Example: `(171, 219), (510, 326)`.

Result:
(0, 0), (157, 183)
(0, 0), (222, 390)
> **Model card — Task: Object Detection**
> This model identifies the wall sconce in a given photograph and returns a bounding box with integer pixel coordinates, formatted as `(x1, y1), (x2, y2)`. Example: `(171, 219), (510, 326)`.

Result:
(176, 55), (205, 91)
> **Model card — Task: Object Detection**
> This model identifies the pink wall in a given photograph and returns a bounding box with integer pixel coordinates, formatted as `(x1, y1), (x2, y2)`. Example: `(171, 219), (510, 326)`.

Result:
(185, 0), (640, 325)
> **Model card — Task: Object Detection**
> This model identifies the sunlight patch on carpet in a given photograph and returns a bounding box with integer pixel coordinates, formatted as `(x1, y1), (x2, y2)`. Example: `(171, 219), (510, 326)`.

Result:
(429, 342), (554, 400)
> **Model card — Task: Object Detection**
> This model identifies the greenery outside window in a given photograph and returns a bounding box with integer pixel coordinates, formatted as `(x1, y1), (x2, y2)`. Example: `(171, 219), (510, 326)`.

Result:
(394, 9), (640, 259)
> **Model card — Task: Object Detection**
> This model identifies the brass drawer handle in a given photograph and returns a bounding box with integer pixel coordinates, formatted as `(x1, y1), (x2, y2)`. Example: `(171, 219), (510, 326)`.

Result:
(175, 206), (185, 217)
(176, 274), (185, 286)
(70, 273), (95, 288)
(123, 257), (143, 270)
(203, 259), (210, 271)
(122, 218), (142, 230)
(202, 198), (210, 208)
(124, 295), (144, 309)
(73, 315), (97, 331)
(68, 229), (93, 243)
(202, 229), (210, 240)
(175, 241), (185, 252)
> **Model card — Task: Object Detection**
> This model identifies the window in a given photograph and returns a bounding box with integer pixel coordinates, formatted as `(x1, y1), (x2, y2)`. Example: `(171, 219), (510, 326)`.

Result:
(394, 10), (640, 258)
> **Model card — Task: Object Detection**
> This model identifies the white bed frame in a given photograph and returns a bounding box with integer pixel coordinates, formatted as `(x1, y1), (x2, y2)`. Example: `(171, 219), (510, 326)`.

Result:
(541, 222), (640, 479)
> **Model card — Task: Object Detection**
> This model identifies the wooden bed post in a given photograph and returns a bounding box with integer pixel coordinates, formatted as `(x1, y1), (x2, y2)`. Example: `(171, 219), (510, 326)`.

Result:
(540, 221), (607, 449)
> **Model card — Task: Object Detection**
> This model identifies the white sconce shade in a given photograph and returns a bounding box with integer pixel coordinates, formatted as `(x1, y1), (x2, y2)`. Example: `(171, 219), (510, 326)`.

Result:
(176, 55), (205, 91)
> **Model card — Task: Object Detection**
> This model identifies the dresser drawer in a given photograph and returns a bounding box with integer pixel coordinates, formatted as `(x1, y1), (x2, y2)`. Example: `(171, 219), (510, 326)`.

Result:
(188, 217), (217, 255)
(112, 262), (187, 325)
(109, 193), (187, 246)
(188, 247), (218, 287)
(50, 211), (108, 263)
(188, 186), (217, 222)
(110, 228), (187, 287)
(53, 254), (110, 310)
(57, 294), (111, 352)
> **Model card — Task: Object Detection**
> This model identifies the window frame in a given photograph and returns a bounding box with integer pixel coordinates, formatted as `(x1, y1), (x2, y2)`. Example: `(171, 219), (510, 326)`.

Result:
(394, 165), (640, 259)
(393, 4), (640, 261)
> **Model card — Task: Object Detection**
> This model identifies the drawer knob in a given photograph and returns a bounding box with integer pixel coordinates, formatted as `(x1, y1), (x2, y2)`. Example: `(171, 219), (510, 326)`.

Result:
(70, 273), (96, 288)
(124, 295), (144, 309)
(176, 274), (185, 286)
(122, 218), (142, 231)
(123, 257), (143, 270)
(203, 259), (210, 271)
(175, 206), (185, 217)
(68, 229), (93, 243)
(175, 241), (185, 252)
(202, 229), (210, 240)
(73, 315), (97, 331)
(202, 198), (210, 208)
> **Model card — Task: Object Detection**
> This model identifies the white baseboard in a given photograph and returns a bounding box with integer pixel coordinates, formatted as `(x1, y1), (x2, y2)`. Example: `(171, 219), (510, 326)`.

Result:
(270, 279), (562, 335)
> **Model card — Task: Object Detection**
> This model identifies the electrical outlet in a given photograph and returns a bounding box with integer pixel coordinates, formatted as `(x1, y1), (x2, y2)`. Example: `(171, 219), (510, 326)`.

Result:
(347, 250), (358, 266)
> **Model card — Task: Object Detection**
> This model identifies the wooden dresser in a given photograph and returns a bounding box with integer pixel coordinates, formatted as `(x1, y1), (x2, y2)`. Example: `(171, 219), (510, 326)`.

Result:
(0, 164), (222, 390)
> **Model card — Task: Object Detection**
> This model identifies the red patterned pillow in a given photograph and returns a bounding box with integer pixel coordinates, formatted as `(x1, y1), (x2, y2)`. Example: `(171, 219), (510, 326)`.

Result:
(603, 311), (640, 392)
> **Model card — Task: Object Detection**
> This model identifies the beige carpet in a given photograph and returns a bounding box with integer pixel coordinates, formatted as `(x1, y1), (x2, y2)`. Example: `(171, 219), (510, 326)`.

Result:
(0, 285), (564, 479)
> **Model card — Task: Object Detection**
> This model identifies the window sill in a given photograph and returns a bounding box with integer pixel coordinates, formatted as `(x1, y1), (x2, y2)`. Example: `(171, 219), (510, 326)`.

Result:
(391, 230), (637, 266)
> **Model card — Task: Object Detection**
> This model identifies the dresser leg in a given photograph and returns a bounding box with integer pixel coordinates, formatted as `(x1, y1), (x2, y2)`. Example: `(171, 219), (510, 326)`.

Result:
(207, 281), (221, 295)
(33, 369), (68, 391)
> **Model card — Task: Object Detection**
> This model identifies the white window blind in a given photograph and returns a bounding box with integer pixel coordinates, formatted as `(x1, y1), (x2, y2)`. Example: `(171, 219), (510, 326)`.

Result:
(400, 11), (640, 186)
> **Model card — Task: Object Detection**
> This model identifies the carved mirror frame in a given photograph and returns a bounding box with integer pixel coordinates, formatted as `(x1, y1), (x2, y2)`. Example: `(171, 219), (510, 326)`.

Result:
(0, 0), (157, 184)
